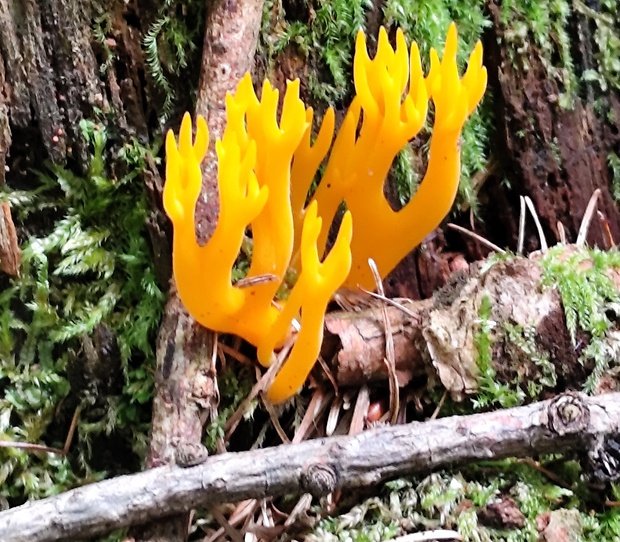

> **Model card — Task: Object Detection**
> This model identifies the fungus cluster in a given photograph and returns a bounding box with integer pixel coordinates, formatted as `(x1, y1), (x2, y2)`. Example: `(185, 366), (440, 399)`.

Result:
(163, 24), (487, 403)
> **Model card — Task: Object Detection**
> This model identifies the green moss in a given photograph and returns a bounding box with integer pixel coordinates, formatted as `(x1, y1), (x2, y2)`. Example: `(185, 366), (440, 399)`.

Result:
(500, 0), (620, 103)
(503, 322), (557, 398)
(141, 0), (206, 123)
(0, 121), (164, 500)
(261, 0), (371, 104)
(473, 294), (525, 409)
(499, 0), (577, 108)
(391, 145), (420, 206)
(308, 457), (619, 542)
(539, 245), (620, 393)
(575, 0), (620, 92)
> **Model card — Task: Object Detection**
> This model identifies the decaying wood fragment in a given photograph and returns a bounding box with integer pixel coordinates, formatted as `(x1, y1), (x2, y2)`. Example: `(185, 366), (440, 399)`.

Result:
(323, 248), (620, 400)
(0, 202), (20, 275)
(1, 391), (618, 542)
(0, 39), (20, 276)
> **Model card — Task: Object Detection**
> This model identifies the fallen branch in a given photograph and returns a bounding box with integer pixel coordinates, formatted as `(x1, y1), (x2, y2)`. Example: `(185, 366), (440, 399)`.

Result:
(1, 391), (618, 542)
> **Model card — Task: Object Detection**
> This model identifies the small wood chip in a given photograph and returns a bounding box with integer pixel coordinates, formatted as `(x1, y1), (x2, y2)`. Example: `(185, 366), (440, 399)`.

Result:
(0, 202), (21, 276)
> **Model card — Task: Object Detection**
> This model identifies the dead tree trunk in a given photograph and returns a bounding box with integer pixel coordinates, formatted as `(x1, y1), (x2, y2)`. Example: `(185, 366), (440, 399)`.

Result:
(474, 1), (620, 256)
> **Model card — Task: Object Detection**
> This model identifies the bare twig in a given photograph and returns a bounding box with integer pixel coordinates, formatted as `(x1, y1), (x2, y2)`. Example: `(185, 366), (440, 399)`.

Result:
(0, 405), (81, 457)
(0, 392), (617, 542)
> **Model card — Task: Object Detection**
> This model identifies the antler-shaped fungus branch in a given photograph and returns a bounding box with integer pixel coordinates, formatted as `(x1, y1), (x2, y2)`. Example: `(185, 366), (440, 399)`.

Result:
(302, 24), (487, 290)
(165, 79), (352, 402)
(258, 202), (352, 404)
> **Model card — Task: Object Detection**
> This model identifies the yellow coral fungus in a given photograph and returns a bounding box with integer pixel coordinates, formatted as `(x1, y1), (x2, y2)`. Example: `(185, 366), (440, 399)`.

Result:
(164, 23), (487, 403)
(301, 23), (487, 290)
(258, 201), (352, 403)
(164, 78), (352, 402)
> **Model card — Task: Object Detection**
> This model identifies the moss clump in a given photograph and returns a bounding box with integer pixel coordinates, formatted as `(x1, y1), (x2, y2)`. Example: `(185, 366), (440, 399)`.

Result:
(540, 245), (620, 393)
(0, 120), (164, 501)
(309, 461), (620, 542)
(575, 0), (620, 93)
(499, 0), (577, 108)
(472, 293), (526, 409)
(141, 0), (206, 123)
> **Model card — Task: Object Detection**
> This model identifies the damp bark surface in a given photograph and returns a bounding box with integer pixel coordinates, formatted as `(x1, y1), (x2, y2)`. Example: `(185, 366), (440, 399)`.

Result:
(477, 1), (620, 255)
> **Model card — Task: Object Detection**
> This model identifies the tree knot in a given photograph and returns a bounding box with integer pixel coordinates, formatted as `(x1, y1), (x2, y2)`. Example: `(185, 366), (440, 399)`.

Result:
(546, 391), (590, 435)
(300, 463), (339, 497)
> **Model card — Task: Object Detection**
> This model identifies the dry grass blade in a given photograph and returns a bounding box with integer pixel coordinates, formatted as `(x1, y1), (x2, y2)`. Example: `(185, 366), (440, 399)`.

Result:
(367, 258), (399, 425)
(517, 458), (572, 489)
(325, 394), (343, 437)
(447, 223), (506, 254)
(576, 189), (602, 246)
(292, 389), (332, 444)
(0, 441), (65, 455)
(356, 288), (417, 318)
(263, 400), (290, 444)
(201, 500), (259, 542)
(234, 274), (279, 288)
(430, 390), (448, 421)
(518, 195), (526, 253)
(218, 342), (254, 365)
(557, 221), (567, 244)
(224, 340), (293, 438)
(283, 493), (313, 527)
(349, 385), (370, 435)
(0, 404), (81, 456)
(524, 196), (548, 251)
(209, 507), (244, 542)
(576, 189), (601, 246)
(316, 353), (339, 396)
(598, 210), (616, 248)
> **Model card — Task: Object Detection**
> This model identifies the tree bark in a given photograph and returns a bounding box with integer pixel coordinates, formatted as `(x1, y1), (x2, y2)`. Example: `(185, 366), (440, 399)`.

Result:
(0, 391), (618, 542)
(478, 1), (620, 255)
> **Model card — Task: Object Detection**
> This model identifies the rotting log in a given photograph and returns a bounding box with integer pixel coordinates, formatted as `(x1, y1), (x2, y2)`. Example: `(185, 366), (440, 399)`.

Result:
(0, 391), (618, 542)
(324, 246), (620, 399)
